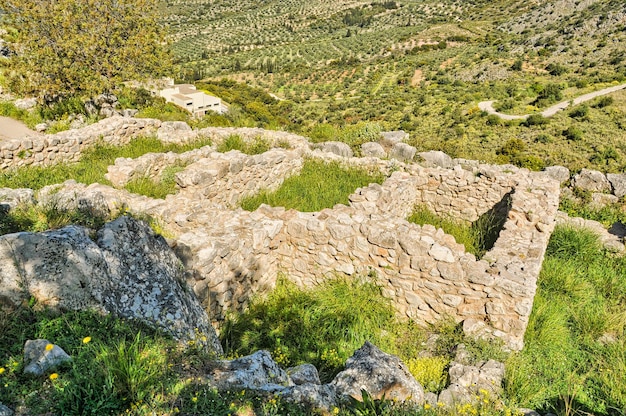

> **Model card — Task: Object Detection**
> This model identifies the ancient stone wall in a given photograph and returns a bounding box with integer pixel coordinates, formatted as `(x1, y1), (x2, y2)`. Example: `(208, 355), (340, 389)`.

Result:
(0, 117), (161, 169)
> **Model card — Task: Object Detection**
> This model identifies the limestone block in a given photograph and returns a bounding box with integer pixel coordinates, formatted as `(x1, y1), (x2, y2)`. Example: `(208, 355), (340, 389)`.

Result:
(361, 142), (386, 158)
(571, 169), (611, 193)
(390, 143), (417, 162)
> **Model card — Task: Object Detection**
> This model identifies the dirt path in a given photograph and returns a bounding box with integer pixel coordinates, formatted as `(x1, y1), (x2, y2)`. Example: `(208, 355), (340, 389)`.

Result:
(0, 116), (37, 141)
(478, 83), (626, 120)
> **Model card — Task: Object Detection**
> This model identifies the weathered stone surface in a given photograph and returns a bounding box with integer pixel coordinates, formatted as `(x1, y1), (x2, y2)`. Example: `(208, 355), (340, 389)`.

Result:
(390, 143), (417, 162)
(331, 342), (424, 404)
(0, 216), (222, 354)
(607, 173), (626, 198)
(0, 403), (13, 416)
(380, 131), (409, 146)
(319, 141), (353, 158)
(280, 384), (338, 413)
(590, 192), (619, 209)
(418, 151), (453, 169)
(571, 169), (611, 193)
(543, 165), (570, 184)
(0, 188), (35, 209)
(288, 363), (321, 385)
(209, 350), (291, 392)
(23, 339), (72, 376)
(361, 142), (386, 158)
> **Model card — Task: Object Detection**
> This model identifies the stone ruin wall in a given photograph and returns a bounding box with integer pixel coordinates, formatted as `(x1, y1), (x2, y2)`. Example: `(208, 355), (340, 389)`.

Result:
(0, 118), (562, 350)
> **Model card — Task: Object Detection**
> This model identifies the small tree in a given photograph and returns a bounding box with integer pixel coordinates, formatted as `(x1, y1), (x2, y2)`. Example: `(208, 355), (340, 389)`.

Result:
(1, 0), (171, 102)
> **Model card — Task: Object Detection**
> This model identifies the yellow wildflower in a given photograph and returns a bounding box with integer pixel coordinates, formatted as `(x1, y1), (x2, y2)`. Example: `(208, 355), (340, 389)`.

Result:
(45, 344), (54, 351)
(424, 403), (432, 410)
(332, 407), (340, 415)
(0, 367), (5, 375)
(49, 373), (58, 380)
(191, 396), (198, 403)
(82, 336), (91, 344)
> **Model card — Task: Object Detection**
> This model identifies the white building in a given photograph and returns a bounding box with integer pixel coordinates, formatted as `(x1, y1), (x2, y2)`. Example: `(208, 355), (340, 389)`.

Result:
(159, 83), (226, 117)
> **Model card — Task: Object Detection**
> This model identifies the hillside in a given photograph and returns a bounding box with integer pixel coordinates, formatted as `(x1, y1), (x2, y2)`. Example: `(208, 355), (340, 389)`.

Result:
(166, 0), (626, 172)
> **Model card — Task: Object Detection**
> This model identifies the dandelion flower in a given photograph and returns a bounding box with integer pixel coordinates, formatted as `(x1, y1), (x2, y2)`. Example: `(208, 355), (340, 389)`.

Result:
(49, 373), (58, 380)
(424, 403), (432, 410)
(82, 336), (91, 344)
(45, 344), (54, 351)
(0, 367), (5, 375)
(191, 396), (198, 403)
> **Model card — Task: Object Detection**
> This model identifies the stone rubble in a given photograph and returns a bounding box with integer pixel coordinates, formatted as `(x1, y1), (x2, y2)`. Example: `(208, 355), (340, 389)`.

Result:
(23, 339), (72, 376)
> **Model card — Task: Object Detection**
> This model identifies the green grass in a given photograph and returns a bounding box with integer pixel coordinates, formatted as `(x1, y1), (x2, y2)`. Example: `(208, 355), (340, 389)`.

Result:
(560, 194), (626, 228)
(240, 159), (385, 212)
(504, 225), (626, 415)
(0, 136), (211, 194)
(216, 134), (271, 155)
(220, 275), (425, 383)
(407, 205), (507, 258)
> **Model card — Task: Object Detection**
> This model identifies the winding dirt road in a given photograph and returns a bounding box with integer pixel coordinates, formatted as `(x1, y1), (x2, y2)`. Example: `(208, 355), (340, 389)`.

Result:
(478, 83), (626, 120)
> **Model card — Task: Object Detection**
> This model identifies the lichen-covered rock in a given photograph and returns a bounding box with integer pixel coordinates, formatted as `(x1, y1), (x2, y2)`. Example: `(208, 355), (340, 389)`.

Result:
(418, 151), (453, 168)
(0, 402), (13, 416)
(0, 188), (35, 209)
(606, 173), (626, 198)
(209, 350), (291, 392)
(280, 384), (338, 414)
(331, 342), (424, 404)
(571, 169), (611, 193)
(287, 363), (321, 385)
(361, 142), (386, 158)
(0, 216), (222, 355)
(380, 131), (408, 146)
(390, 143), (417, 162)
(23, 339), (72, 376)
(543, 166), (570, 184)
(319, 141), (353, 158)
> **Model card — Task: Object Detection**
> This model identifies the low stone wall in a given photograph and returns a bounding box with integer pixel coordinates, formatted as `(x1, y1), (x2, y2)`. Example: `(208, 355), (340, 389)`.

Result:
(0, 117), (161, 169)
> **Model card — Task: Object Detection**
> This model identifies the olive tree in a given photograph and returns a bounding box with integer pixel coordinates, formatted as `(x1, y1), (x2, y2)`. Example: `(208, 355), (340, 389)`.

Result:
(1, 0), (171, 101)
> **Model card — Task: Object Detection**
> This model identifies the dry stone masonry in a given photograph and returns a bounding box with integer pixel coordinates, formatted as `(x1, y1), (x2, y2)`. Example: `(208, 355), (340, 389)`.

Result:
(0, 116), (564, 351)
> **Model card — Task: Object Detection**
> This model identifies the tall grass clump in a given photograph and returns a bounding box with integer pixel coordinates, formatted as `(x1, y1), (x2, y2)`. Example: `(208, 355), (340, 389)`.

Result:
(0, 136), (211, 192)
(505, 225), (626, 414)
(216, 134), (271, 155)
(221, 275), (423, 382)
(240, 159), (385, 212)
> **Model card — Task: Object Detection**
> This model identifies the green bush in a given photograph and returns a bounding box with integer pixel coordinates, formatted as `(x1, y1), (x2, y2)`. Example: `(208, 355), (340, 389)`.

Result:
(563, 126), (584, 141)
(217, 134), (271, 155)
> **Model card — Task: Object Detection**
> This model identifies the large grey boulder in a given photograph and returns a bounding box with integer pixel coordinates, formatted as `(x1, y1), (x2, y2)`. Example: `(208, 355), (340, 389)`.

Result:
(287, 363), (321, 385)
(0, 216), (222, 354)
(23, 339), (72, 376)
(607, 173), (626, 198)
(544, 166), (570, 184)
(390, 143), (417, 162)
(361, 142), (386, 158)
(418, 151), (453, 168)
(0, 188), (35, 209)
(280, 384), (338, 414)
(331, 342), (425, 404)
(319, 141), (353, 158)
(571, 169), (611, 193)
(209, 350), (291, 392)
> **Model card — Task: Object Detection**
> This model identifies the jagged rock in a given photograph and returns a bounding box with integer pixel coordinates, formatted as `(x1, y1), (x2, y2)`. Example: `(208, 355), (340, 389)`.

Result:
(331, 342), (425, 404)
(0, 403), (13, 416)
(209, 350), (291, 392)
(424, 392), (438, 407)
(23, 339), (72, 376)
(380, 131), (408, 146)
(590, 192), (619, 209)
(319, 141), (353, 158)
(0, 188), (35, 209)
(280, 384), (338, 413)
(361, 142), (386, 158)
(437, 355), (504, 407)
(419, 151), (453, 168)
(0, 216), (222, 354)
(390, 143), (417, 162)
(571, 169), (611, 193)
(14, 98), (37, 110)
(94, 93), (118, 107)
(157, 121), (192, 142)
(122, 109), (139, 118)
(606, 173), (626, 198)
(84, 100), (99, 117)
(35, 123), (47, 132)
(287, 363), (321, 385)
(99, 106), (120, 118)
(543, 166), (570, 184)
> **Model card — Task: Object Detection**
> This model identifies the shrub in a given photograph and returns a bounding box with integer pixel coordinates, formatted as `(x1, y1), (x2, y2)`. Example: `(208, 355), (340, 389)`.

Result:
(217, 135), (271, 155)
(523, 114), (549, 127)
(568, 104), (589, 119)
(593, 96), (614, 108)
(563, 126), (583, 141)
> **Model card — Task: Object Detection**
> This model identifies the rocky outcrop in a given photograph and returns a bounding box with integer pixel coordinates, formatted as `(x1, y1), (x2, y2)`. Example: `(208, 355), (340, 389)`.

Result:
(390, 142), (417, 162)
(318, 141), (354, 158)
(571, 168), (612, 193)
(0, 216), (222, 354)
(418, 151), (454, 169)
(361, 142), (386, 158)
(332, 342), (425, 404)
(23, 340), (72, 376)
(210, 350), (292, 392)
(0, 403), (13, 416)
